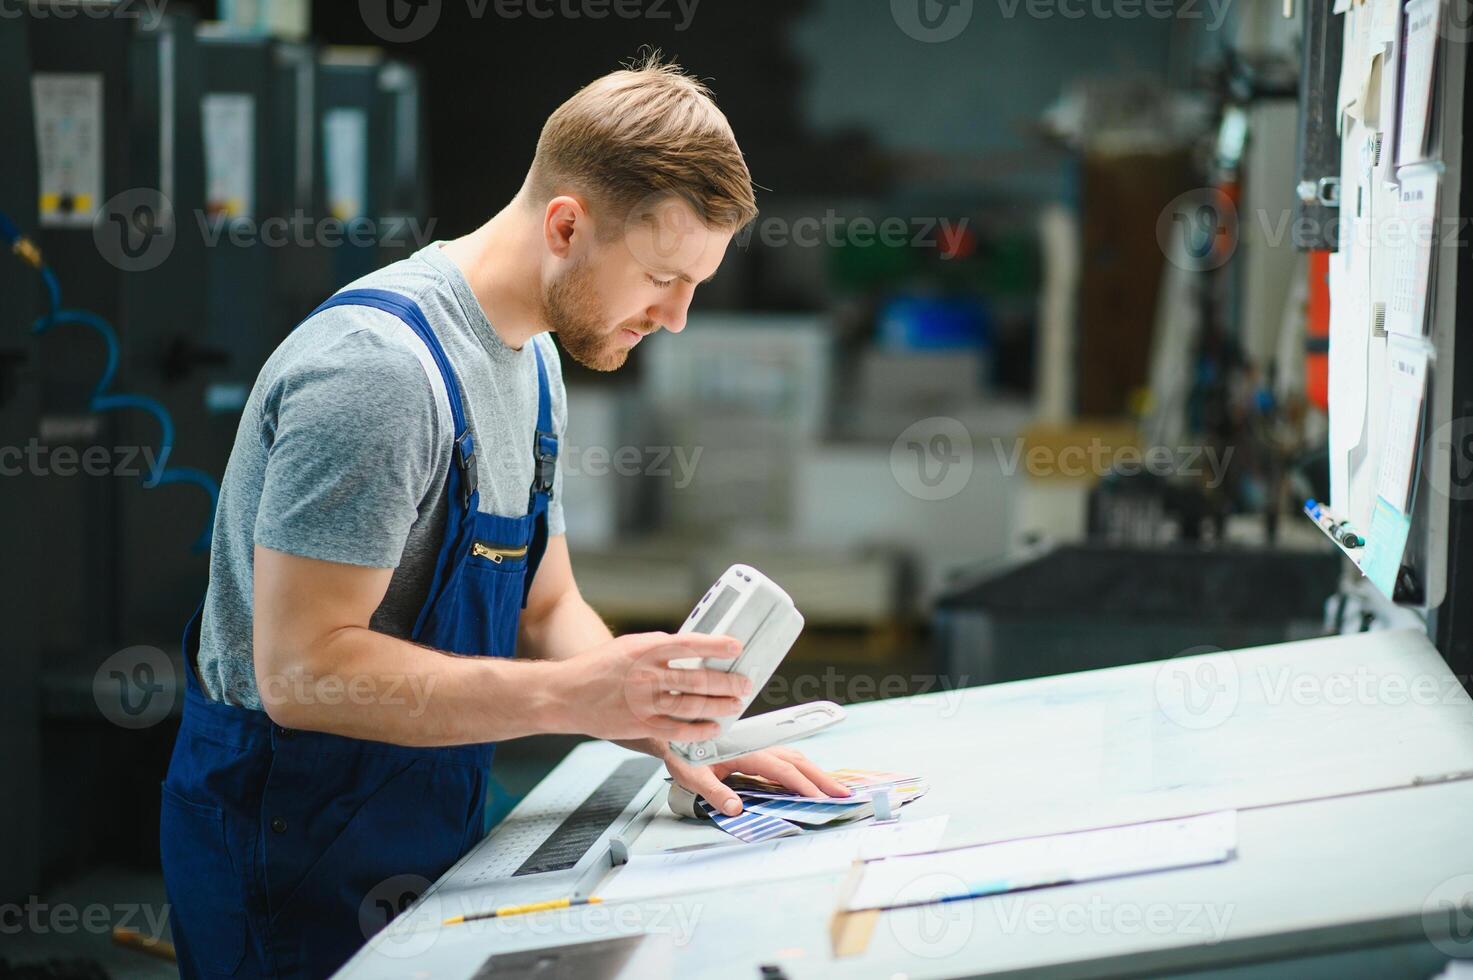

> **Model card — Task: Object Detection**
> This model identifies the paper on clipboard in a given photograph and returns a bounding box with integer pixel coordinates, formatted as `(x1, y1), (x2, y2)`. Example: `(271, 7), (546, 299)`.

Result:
(1364, 495), (1415, 597)
(1397, 0), (1440, 166)
(1386, 167), (1440, 337)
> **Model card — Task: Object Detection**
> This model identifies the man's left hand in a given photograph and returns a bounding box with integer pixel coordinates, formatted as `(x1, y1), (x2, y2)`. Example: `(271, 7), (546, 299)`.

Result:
(662, 744), (851, 816)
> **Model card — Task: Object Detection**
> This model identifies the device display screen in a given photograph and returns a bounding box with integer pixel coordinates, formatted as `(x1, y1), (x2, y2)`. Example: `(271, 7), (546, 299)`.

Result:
(692, 585), (739, 634)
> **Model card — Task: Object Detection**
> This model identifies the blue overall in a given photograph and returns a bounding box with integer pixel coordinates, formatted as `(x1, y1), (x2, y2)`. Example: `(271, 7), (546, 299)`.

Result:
(160, 289), (559, 978)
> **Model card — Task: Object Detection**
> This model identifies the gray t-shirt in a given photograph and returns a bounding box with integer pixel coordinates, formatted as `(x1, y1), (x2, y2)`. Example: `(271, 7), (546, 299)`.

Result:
(196, 243), (567, 708)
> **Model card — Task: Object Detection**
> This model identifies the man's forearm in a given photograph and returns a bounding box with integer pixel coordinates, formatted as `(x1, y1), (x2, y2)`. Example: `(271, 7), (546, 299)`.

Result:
(257, 626), (575, 746)
(519, 589), (614, 661)
(517, 594), (669, 759)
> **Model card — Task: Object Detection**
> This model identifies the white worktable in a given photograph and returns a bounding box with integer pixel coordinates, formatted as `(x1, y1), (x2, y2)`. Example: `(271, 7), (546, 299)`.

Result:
(335, 628), (1473, 979)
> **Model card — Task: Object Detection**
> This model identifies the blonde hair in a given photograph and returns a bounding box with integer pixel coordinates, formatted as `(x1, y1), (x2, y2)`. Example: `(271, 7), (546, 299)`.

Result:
(528, 51), (758, 237)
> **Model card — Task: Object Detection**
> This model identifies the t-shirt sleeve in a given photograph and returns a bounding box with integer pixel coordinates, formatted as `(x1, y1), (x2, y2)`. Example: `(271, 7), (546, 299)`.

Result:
(254, 325), (442, 567)
(539, 333), (569, 537)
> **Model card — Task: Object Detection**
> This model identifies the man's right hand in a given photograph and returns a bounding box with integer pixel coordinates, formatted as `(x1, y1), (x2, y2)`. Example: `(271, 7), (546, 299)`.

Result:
(546, 632), (750, 743)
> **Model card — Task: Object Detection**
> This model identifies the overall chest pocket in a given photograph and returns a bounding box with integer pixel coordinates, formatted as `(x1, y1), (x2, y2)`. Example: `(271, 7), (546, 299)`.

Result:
(436, 537), (530, 656)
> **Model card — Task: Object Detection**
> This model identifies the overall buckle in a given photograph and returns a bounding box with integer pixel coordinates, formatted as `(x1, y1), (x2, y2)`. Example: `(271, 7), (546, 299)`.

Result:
(455, 431), (478, 507)
(533, 430), (558, 496)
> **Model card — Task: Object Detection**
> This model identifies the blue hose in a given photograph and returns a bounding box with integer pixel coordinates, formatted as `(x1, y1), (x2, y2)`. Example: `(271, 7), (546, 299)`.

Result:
(6, 211), (219, 552)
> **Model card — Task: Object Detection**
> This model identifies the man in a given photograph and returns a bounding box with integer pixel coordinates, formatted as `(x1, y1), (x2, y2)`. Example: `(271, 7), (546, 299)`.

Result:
(161, 56), (848, 979)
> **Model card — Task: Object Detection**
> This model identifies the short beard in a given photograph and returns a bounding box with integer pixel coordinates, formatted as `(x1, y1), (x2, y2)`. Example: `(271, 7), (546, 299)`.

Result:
(543, 258), (632, 372)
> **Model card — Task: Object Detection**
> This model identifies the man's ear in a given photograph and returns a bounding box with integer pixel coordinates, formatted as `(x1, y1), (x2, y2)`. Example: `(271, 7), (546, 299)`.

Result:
(543, 194), (588, 259)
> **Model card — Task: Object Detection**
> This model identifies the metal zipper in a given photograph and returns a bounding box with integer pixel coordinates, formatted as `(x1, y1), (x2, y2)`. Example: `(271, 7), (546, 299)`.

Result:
(471, 542), (529, 564)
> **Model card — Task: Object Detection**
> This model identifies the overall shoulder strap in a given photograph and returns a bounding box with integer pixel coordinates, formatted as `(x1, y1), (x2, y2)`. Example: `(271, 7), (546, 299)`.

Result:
(531, 338), (558, 497)
(309, 288), (479, 508)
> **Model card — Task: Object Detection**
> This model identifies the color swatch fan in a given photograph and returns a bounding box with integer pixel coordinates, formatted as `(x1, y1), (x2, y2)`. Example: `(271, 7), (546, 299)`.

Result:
(675, 769), (929, 844)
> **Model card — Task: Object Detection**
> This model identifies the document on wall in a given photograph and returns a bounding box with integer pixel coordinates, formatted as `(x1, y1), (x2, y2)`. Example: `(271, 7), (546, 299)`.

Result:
(1396, 0), (1441, 166)
(1375, 337), (1429, 512)
(1386, 167), (1440, 338)
(1338, 0), (1373, 131)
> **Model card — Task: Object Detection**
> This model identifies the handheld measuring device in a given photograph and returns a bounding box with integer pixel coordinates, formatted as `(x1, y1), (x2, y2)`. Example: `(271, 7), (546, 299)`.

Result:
(666, 564), (845, 766)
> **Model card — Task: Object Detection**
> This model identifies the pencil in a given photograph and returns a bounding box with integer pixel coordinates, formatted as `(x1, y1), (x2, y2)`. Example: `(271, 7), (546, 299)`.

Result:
(111, 926), (177, 962)
(442, 895), (601, 925)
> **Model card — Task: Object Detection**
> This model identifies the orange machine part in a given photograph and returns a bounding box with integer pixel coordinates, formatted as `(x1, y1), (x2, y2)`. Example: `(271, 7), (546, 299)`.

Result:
(1306, 249), (1330, 410)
